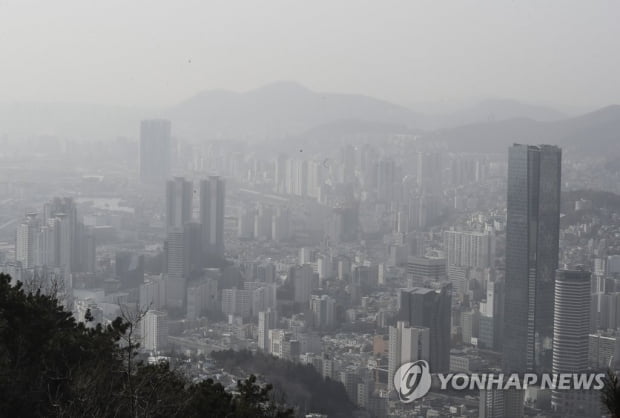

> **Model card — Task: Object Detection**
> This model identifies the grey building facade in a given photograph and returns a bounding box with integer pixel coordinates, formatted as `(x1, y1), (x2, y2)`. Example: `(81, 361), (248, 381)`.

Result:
(503, 144), (562, 373)
(397, 284), (452, 373)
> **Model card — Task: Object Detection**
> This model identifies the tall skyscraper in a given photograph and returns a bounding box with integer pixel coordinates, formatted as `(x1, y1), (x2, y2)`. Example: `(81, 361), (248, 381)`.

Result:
(398, 285), (452, 372)
(388, 321), (430, 389)
(199, 176), (226, 259)
(140, 119), (171, 183)
(165, 177), (192, 233)
(416, 151), (443, 228)
(163, 177), (196, 308)
(551, 268), (592, 415)
(479, 280), (504, 351)
(184, 221), (203, 275)
(503, 144), (562, 373)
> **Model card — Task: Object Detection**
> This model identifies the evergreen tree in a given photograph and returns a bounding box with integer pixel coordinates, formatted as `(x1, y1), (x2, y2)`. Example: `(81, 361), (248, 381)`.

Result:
(0, 273), (293, 417)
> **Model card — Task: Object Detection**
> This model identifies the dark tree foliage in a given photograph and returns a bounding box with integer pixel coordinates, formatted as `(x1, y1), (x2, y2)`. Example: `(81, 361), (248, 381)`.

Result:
(0, 273), (293, 418)
(602, 371), (620, 418)
(211, 349), (358, 418)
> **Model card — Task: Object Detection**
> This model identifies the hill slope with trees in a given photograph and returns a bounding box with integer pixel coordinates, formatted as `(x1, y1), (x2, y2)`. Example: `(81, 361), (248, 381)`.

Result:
(0, 273), (292, 418)
(212, 349), (359, 418)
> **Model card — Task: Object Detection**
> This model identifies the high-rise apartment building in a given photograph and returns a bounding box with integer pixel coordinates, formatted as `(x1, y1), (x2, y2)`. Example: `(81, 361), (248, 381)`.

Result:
(443, 230), (495, 269)
(268, 329), (300, 361)
(376, 157), (402, 203)
(272, 207), (291, 242)
(16, 198), (95, 278)
(186, 276), (219, 320)
(388, 321), (430, 388)
(15, 213), (39, 268)
(246, 282), (277, 316)
(503, 144), (561, 373)
(44, 197), (78, 273)
(139, 275), (167, 311)
(237, 206), (255, 239)
(417, 151), (443, 193)
(310, 295), (335, 330)
(140, 310), (169, 352)
(589, 332), (620, 370)
(285, 159), (308, 197)
(165, 229), (188, 280)
(258, 309), (277, 351)
(274, 153), (288, 194)
(254, 204), (273, 241)
(221, 287), (252, 318)
(293, 264), (316, 304)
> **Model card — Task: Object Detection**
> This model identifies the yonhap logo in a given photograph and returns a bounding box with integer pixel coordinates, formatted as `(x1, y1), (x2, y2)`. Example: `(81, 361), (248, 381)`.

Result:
(393, 360), (432, 403)
(393, 360), (607, 405)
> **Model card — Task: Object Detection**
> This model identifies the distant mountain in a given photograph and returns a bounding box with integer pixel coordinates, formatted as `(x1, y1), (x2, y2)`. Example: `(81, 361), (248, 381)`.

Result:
(166, 81), (420, 140)
(0, 83), (617, 156)
(419, 99), (566, 129)
(0, 83), (418, 141)
(422, 105), (620, 154)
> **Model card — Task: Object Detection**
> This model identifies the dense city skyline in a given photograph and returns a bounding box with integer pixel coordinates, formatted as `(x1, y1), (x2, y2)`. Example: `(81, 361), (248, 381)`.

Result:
(2, 3), (620, 417)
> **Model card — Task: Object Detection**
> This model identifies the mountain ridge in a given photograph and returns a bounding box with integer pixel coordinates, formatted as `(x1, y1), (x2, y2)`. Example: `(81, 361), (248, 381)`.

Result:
(421, 104), (620, 154)
(166, 81), (420, 140)
(0, 81), (618, 154)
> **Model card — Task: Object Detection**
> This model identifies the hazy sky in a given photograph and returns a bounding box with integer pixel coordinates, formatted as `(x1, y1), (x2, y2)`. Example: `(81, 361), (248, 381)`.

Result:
(1, 1), (619, 108)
